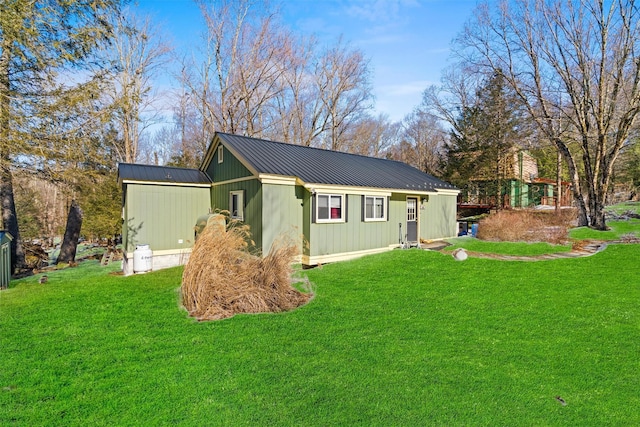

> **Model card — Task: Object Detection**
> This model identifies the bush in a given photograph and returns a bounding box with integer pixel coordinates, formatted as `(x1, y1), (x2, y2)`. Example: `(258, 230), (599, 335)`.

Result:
(181, 215), (312, 321)
(476, 209), (577, 244)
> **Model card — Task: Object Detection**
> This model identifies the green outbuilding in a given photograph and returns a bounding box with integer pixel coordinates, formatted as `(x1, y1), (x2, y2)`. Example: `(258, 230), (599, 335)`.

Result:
(118, 164), (212, 275)
(0, 231), (13, 289)
(118, 132), (459, 273)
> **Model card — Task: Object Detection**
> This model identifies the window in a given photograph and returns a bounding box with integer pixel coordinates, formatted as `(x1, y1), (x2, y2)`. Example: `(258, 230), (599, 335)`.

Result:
(229, 190), (244, 221)
(364, 196), (386, 221)
(218, 145), (224, 163)
(407, 198), (417, 222)
(316, 194), (344, 222)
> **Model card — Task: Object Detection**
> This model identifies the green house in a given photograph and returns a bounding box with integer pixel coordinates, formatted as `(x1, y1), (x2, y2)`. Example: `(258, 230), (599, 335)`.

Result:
(118, 132), (459, 273)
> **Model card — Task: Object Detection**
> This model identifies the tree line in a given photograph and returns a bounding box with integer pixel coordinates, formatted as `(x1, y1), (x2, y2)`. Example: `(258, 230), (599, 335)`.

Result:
(3, 0), (640, 274)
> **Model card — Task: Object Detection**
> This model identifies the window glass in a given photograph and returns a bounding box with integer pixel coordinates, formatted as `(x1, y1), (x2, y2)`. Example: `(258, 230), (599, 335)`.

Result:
(330, 195), (342, 219)
(230, 191), (244, 220)
(318, 195), (329, 220)
(407, 198), (417, 221)
(365, 197), (374, 218)
(317, 194), (343, 222)
(375, 197), (384, 218)
(364, 196), (386, 221)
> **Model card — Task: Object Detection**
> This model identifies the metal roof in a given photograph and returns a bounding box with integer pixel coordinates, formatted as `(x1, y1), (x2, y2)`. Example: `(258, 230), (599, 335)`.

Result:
(118, 163), (211, 185)
(214, 132), (457, 192)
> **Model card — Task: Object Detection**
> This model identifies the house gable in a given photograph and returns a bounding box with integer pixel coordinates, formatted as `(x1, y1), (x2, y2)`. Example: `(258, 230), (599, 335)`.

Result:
(203, 138), (256, 183)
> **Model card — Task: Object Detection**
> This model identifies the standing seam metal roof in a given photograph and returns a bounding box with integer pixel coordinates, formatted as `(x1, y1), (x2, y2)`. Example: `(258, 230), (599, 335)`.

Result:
(215, 132), (457, 192)
(118, 163), (211, 184)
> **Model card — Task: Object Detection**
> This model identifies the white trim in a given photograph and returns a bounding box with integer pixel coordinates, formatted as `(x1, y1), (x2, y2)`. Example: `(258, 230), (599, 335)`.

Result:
(302, 245), (399, 266)
(199, 137), (219, 171)
(218, 141), (260, 177)
(315, 193), (345, 223)
(259, 174), (299, 185)
(305, 183), (392, 197)
(217, 145), (224, 163)
(436, 189), (461, 195)
(121, 180), (211, 188)
(363, 195), (387, 222)
(125, 248), (192, 258)
(211, 175), (257, 186)
(122, 249), (193, 276)
(406, 196), (419, 242)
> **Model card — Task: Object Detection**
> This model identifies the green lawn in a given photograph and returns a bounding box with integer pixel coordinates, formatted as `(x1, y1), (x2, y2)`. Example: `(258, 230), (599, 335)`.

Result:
(2, 241), (640, 425)
(604, 201), (640, 215)
(570, 219), (640, 241)
(444, 237), (572, 256)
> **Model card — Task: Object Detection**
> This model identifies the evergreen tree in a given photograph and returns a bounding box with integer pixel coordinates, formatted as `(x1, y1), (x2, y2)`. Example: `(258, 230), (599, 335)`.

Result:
(442, 72), (527, 206)
(0, 0), (123, 272)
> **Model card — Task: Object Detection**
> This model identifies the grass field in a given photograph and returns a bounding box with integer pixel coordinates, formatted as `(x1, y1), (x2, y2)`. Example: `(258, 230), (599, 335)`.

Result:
(2, 234), (640, 425)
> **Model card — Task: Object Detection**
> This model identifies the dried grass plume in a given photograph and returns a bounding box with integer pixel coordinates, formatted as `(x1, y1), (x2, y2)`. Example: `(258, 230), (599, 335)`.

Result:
(477, 209), (576, 244)
(181, 214), (312, 321)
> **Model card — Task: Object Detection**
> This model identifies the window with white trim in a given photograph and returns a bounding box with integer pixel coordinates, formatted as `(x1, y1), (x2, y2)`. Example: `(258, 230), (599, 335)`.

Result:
(364, 196), (386, 221)
(218, 145), (224, 163)
(229, 190), (244, 221)
(316, 194), (344, 222)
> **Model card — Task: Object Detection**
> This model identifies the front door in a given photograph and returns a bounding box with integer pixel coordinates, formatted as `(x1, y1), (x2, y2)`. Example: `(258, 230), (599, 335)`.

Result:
(406, 197), (418, 243)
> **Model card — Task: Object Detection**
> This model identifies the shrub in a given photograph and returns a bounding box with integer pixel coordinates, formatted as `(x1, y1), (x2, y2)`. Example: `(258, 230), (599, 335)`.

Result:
(181, 215), (312, 321)
(476, 209), (577, 244)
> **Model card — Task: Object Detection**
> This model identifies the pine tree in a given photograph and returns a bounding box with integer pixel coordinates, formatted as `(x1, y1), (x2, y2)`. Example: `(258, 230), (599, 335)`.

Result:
(0, 0), (122, 272)
(442, 72), (527, 206)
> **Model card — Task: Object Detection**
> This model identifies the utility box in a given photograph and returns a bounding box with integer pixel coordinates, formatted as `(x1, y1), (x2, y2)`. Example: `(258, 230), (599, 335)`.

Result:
(0, 231), (13, 289)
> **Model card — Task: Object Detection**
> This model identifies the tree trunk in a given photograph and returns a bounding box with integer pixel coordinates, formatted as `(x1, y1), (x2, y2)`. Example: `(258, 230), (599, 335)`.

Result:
(555, 149), (561, 212)
(0, 161), (25, 274)
(57, 200), (83, 264)
(0, 42), (25, 274)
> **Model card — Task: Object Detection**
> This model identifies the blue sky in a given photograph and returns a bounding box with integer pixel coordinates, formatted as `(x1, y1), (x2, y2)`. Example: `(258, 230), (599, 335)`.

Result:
(135, 0), (480, 122)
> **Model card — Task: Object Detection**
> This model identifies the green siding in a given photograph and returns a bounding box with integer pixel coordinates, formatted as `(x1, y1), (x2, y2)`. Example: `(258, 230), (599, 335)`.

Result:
(211, 179), (263, 251)
(123, 184), (211, 253)
(420, 194), (457, 240)
(206, 144), (254, 182)
(308, 193), (406, 257)
(261, 184), (304, 254)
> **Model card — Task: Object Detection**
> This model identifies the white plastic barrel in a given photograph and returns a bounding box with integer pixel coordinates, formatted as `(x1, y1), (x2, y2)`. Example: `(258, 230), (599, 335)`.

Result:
(133, 244), (153, 273)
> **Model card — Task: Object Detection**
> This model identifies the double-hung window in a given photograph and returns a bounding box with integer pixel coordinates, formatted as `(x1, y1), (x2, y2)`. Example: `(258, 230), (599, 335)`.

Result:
(316, 194), (344, 222)
(364, 195), (386, 221)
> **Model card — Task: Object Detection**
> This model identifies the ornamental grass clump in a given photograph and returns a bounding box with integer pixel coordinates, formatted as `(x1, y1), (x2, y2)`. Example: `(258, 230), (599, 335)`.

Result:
(181, 215), (312, 321)
(477, 208), (576, 244)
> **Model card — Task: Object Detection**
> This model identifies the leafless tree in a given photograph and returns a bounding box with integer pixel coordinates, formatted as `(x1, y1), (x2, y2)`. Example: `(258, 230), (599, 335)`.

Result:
(457, 0), (640, 229)
(344, 114), (400, 158)
(420, 65), (485, 136)
(402, 109), (447, 175)
(316, 39), (373, 151)
(180, 0), (373, 150)
(180, 0), (290, 139)
(104, 8), (172, 163)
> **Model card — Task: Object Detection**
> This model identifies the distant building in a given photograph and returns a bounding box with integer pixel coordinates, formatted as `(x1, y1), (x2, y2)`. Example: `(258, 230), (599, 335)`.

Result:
(459, 150), (572, 209)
